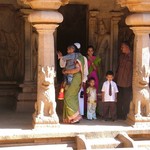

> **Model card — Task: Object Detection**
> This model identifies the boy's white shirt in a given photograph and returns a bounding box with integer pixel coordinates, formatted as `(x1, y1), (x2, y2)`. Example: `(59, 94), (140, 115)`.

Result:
(101, 80), (118, 102)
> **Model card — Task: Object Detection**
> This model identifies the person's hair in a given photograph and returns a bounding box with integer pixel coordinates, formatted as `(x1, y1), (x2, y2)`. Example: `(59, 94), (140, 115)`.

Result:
(67, 45), (76, 51)
(106, 70), (114, 76)
(87, 45), (94, 51)
(88, 77), (95, 82)
(121, 41), (130, 49)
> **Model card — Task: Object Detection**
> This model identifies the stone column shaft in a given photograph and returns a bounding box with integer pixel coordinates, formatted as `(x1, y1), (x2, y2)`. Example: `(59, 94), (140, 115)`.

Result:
(132, 27), (150, 68)
(17, 10), (36, 112)
(89, 11), (99, 47)
(110, 17), (121, 71)
(35, 24), (57, 67)
(24, 16), (32, 82)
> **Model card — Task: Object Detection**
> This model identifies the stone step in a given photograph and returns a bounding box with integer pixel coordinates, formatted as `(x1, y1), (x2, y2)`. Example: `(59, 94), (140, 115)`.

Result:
(135, 140), (150, 148)
(86, 138), (122, 149)
(99, 148), (149, 150)
(0, 144), (73, 150)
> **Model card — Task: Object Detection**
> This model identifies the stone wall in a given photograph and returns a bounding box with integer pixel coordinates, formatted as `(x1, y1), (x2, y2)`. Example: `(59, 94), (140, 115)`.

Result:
(70, 0), (121, 11)
(0, 3), (24, 109)
(0, 5), (24, 81)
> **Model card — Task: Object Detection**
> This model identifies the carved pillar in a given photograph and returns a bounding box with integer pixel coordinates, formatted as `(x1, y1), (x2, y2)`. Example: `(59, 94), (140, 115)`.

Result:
(89, 11), (99, 47)
(17, 9), (36, 112)
(117, 0), (150, 127)
(110, 15), (122, 71)
(23, 0), (68, 128)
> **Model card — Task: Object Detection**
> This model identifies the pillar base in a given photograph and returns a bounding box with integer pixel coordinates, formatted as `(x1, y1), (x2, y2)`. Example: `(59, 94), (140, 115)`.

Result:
(17, 82), (36, 112)
(126, 114), (150, 127)
(33, 114), (59, 128)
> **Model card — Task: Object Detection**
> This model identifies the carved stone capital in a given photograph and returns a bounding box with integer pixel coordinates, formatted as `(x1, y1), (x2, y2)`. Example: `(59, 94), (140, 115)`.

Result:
(19, 0), (69, 10)
(116, 0), (150, 12)
(33, 24), (59, 34)
(130, 26), (150, 35)
(20, 8), (33, 16)
(126, 13), (150, 26)
(17, 0), (30, 8)
(28, 10), (63, 24)
(89, 10), (99, 18)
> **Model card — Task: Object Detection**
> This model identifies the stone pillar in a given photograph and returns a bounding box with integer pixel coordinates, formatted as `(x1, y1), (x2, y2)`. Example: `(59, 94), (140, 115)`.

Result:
(117, 0), (150, 127)
(110, 15), (121, 71)
(127, 25), (150, 127)
(22, 0), (68, 128)
(89, 11), (99, 47)
(17, 9), (36, 112)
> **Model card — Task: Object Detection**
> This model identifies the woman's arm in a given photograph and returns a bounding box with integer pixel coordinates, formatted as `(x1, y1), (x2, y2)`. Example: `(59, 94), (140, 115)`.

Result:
(63, 63), (81, 75)
(88, 56), (97, 70)
(91, 62), (97, 70)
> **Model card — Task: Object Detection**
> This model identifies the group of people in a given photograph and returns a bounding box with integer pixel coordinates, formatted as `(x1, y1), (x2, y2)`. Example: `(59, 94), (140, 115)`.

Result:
(57, 41), (133, 124)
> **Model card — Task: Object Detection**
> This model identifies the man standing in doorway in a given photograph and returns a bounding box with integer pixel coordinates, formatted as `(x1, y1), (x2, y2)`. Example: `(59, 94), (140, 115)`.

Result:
(115, 41), (133, 120)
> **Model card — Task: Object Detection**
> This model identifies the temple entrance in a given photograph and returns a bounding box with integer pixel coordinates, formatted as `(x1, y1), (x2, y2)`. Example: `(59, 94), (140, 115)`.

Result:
(56, 4), (88, 83)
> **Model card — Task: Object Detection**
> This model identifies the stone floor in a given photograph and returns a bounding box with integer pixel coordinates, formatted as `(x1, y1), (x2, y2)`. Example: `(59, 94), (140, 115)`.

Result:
(0, 109), (149, 137)
(0, 110), (150, 149)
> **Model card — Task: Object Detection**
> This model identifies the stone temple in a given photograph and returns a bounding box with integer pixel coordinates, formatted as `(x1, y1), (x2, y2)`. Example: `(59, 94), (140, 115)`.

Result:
(0, 0), (150, 149)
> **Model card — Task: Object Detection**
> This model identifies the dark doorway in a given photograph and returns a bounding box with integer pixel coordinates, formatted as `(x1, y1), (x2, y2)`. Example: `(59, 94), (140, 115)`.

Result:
(56, 4), (88, 83)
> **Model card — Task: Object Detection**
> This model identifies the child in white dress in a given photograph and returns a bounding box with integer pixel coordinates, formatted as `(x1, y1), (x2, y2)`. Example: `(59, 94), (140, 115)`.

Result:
(86, 78), (97, 120)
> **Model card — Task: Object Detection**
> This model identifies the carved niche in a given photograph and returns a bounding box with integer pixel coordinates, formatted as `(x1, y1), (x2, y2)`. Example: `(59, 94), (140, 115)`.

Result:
(89, 11), (111, 81)
(0, 5), (24, 81)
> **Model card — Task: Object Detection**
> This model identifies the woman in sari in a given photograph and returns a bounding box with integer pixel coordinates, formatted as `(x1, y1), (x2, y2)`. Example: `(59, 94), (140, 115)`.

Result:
(87, 45), (101, 93)
(62, 49), (85, 124)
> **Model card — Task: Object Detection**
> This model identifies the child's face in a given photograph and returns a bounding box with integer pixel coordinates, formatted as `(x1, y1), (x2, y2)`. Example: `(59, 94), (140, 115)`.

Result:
(106, 75), (114, 81)
(67, 47), (74, 54)
(89, 79), (95, 87)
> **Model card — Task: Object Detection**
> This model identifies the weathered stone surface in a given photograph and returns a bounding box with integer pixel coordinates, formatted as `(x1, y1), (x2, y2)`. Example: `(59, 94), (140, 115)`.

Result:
(33, 66), (59, 125)
(126, 13), (150, 26)
(117, 0), (150, 127)
(117, 0), (150, 12)
(28, 11), (63, 24)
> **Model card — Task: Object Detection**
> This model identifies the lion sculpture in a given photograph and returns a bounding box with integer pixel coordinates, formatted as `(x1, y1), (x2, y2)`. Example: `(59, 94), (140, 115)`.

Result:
(33, 66), (59, 124)
(129, 65), (150, 118)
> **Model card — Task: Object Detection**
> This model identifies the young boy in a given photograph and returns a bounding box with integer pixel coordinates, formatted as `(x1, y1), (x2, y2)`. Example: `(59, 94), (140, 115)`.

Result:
(86, 78), (97, 120)
(57, 45), (79, 100)
(101, 71), (118, 121)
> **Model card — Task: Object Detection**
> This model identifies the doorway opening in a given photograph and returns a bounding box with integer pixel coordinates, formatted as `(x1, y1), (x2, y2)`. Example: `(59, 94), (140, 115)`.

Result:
(56, 4), (88, 83)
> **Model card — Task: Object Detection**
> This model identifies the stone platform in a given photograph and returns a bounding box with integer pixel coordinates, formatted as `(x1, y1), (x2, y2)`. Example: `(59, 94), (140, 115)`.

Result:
(0, 110), (150, 149)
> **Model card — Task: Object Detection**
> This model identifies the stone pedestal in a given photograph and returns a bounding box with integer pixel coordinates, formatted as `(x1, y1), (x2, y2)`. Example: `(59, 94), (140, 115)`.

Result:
(117, 0), (150, 127)
(17, 9), (37, 112)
